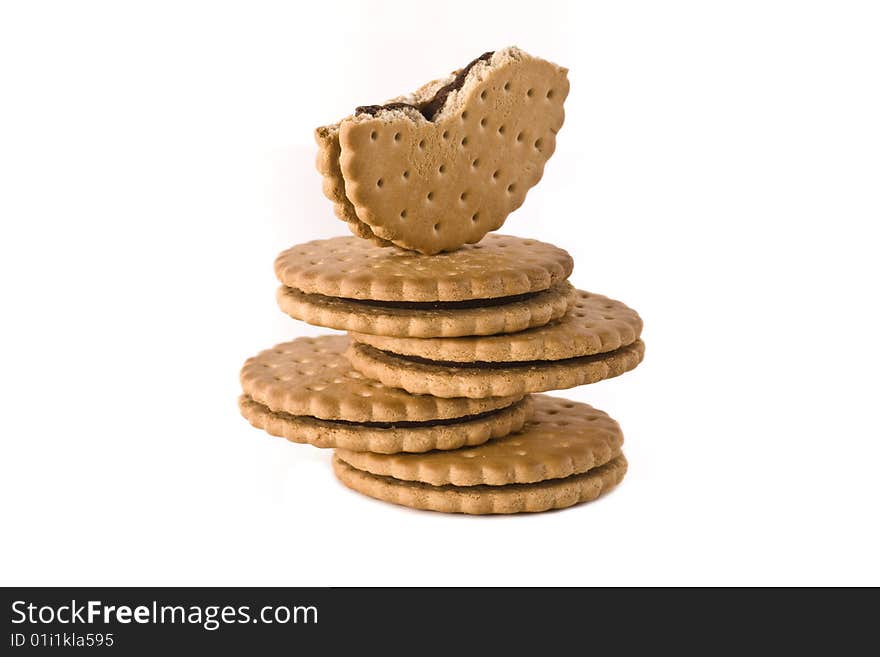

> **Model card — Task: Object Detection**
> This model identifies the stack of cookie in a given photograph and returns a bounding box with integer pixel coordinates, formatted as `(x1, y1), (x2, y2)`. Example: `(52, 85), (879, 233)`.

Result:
(239, 47), (645, 514)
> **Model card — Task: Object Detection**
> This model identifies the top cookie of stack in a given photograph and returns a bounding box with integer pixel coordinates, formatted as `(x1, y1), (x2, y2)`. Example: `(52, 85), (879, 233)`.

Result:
(316, 47), (569, 254)
(239, 47), (645, 514)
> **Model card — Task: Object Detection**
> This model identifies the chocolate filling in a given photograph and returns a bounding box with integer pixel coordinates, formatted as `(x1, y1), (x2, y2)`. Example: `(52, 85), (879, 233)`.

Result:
(355, 51), (494, 122)
(370, 342), (643, 369)
(301, 288), (543, 311)
(250, 396), (521, 428)
(339, 457), (624, 492)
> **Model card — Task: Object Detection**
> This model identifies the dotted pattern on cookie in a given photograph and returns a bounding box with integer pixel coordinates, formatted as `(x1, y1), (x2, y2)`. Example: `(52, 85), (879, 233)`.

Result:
(336, 395), (622, 484)
(350, 290), (643, 361)
(333, 454), (627, 515)
(346, 339), (646, 399)
(338, 49), (569, 254)
(239, 395), (533, 454)
(240, 335), (521, 422)
(276, 282), (577, 338)
(314, 126), (395, 247)
(274, 234), (573, 302)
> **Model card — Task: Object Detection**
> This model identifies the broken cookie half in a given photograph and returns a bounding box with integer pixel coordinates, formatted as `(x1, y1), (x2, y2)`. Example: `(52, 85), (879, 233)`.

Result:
(315, 47), (569, 255)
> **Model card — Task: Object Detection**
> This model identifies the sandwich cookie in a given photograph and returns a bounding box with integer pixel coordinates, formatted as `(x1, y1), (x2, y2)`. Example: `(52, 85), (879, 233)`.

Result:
(274, 235), (575, 337)
(316, 47), (569, 253)
(240, 335), (529, 453)
(347, 290), (645, 398)
(333, 395), (627, 514)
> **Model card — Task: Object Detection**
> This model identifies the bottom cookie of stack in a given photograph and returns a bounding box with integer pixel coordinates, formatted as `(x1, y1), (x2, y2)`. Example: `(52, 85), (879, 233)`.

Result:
(332, 395), (628, 514)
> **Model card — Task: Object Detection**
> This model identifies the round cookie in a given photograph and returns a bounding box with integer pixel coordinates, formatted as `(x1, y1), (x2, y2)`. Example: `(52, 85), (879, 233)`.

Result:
(274, 234), (573, 302)
(277, 282), (576, 338)
(336, 395), (622, 485)
(240, 335), (521, 422)
(346, 339), (646, 399)
(333, 455), (627, 515)
(350, 290), (642, 360)
(239, 395), (533, 454)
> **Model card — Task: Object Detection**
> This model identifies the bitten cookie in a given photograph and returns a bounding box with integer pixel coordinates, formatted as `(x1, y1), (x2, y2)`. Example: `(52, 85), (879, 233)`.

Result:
(239, 335), (527, 453)
(316, 47), (569, 254)
(333, 395), (628, 514)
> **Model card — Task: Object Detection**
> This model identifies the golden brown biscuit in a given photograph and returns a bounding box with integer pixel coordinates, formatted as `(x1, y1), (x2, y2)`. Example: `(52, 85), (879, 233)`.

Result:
(349, 290), (642, 361)
(240, 335), (521, 422)
(276, 282), (576, 338)
(274, 234), (573, 302)
(347, 339), (646, 399)
(239, 394), (532, 454)
(333, 455), (627, 515)
(317, 47), (569, 253)
(336, 395), (622, 484)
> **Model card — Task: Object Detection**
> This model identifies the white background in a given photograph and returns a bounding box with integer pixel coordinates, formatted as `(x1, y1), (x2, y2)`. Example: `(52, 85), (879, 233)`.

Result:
(1, 1), (878, 586)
